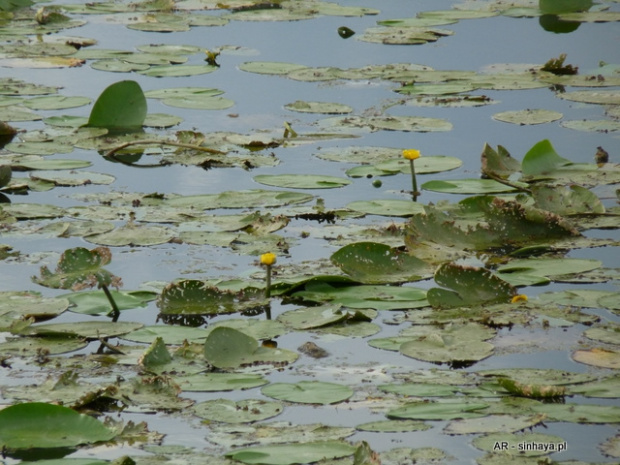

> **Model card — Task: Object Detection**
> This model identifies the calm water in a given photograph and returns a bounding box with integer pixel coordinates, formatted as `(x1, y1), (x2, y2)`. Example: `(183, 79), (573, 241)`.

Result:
(1, 0), (619, 463)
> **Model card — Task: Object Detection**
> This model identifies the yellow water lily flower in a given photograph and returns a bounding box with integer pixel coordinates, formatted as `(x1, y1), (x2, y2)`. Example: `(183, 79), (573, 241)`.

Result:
(511, 294), (528, 303)
(260, 252), (277, 266)
(402, 149), (421, 160)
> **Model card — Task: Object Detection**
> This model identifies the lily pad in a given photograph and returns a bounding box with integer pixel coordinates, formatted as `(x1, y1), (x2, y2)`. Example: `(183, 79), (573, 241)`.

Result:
(0, 402), (116, 450)
(204, 327), (297, 369)
(173, 373), (269, 392)
(277, 304), (374, 330)
(193, 399), (282, 423)
(157, 280), (264, 315)
(262, 381), (353, 405)
(422, 179), (516, 194)
(61, 290), (157, 316)
(387, 399), (490, 420)
(346, 199), (425, 217)
(444, 414), (545, 435)
(284, 100), (353, 114)
(30, 170), (115, 187)
(225, 440), (357, 465)
(492, 109), (562, 125)
(427, 262), (516, 308)
(253, 174), (351, 189)
(399, 323), (496, 364)
(331, 242), (430, 284)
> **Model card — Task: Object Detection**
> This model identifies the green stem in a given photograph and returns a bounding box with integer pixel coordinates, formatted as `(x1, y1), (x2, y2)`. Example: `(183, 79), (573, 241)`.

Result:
(101, 284), (120, 321)
(409, 159), (418, 197)
(265, 265), (272, 299)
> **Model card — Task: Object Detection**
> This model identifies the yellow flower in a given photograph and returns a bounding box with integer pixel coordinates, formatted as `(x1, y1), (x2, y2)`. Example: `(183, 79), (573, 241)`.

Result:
(402, 149), (421, 160)
(260, 252), (277, 266)
(511, 294), (528, 303)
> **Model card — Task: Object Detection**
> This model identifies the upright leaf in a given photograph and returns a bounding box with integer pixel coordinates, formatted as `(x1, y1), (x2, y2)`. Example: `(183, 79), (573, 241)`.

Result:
(86, 80), (147, 130)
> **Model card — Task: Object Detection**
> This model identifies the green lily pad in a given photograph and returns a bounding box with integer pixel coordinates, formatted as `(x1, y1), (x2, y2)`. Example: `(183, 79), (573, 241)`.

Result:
(61, 290), (157, 316)
(238, 61), (308, 75)
(444, 414), (545, 435)
(387, 399), (490, 420)
(427, 262), (516, 308)
(521, 139), (572, 177)
(164, 189), (313, 210)
(331, 242), (430, 284)
(422, 179), (516, 194)
(356, 419), (431, 432)
(24, 321), (144, 339)
(557, 89), (620, 105)
(204, 327), (297, 369)
(253, 174), (351, 189)
(262, 381), (353, 405)
(497, 258), (602, 286)
(320, 115), (453, 133)
(173, 373), (269, 392)
(284, 100), (353, 114)
(32, 246), (120, 290)
(492, 109), (562, 125)
(0, 292), (69, 319)
(193, 399), (282, 423)
(532, 184), (605, 215)
(399, 323), (496, 364)
(121, 325), (208, 344)
(157, 280), (264, 316)
(30, 170), (115, 187)
(84, 224), (175, 247)
(138, 64), (218, 77)
(277, 304), (374, 330)
(346, 199), (425, 217)
(0, 402), (116, 450)
(22, 95), (91, 110)
(225, 440), (357, 465)
(292, 282), (428, 310)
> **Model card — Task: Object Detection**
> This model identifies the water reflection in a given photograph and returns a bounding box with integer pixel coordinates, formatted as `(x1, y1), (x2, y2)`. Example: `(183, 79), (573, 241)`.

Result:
(539, 0), (593, 33)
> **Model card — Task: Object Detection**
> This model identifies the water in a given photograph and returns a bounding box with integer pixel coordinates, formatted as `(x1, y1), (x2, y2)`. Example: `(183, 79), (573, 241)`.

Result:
(1, 0), (619, 463)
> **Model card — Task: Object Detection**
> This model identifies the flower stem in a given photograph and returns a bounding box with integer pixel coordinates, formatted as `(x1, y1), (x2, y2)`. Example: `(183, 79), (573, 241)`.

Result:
(409, 159), (418, 196)
(265, 265), (272, 299)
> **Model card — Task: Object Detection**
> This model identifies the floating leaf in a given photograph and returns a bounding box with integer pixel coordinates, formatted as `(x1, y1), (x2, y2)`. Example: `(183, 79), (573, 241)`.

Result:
(262, 381), (353, 405)
(277, 304), (374, 330)
(331, 242), (430, 284)
(84, 223), (175, 246)
(30, 170), (115, 187)
(204, 327), (297, 369)
(444, 414), (546, 435)
(532, 185), (605, 215)
(226, 441), (357, 465)
(62, 289), (156, 315)
(32, 246), (120, 290)
(427, 262), (516, 308)
(86, 80), (147, 130)
(492, 109), (562, 125)
(193, 399), (282, 423)
(346, 199), (425, 217)
(254, 174), (351, 189)
(158, 280), (264, 315)
(0, 402), (116, 450)
(292, 282), (428, 310)
(284, 100), (352, 114)
(573, 348), (620, 369)
(399, 323), (496, 364)
(173, 373), (268, 392)
(387, 399), (490, 420)
(422, 179), (516, 194)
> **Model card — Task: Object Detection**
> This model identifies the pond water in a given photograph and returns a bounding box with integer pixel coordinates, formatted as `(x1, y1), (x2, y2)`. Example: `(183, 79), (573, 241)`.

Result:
(1, 0), (620, 464)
